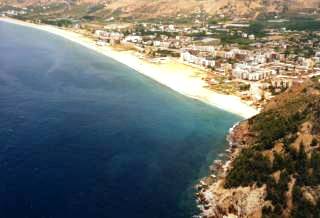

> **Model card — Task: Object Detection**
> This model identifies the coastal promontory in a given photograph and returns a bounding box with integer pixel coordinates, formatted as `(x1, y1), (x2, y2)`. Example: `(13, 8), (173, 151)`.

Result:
(198, 77), (320, 217)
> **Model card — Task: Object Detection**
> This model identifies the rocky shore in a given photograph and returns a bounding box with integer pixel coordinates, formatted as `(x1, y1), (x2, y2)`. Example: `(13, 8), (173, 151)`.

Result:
(195, 120), (267, 218)
(195, 79), (320, 217)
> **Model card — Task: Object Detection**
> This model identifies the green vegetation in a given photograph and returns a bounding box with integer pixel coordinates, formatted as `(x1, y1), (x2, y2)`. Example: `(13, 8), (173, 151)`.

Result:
(252, 17), (320, 33)
(248, 21), (266, 37)
(210, 31), (253, 48)
(239, 83), (250, 91)
(221, 35), (252, 47)
(311, 138), (318, 147)
(264, 170), (290, 216)
(224, 148), (271, 188)
(224, 80), (320, 217)
(252, 110), (304, 149)
(291, 184), (320, 218)
(285, 17), (320, 32)
(86, 4), (105, 14)
(262, 144), (320, 217)
(290, 148), (320, 217)
(155, 49), (180, 57)
(41, 19), (73, 27)
(207, 18), (218, 25)
(310, 151), (320, 185)
(284, 46), (315, 58)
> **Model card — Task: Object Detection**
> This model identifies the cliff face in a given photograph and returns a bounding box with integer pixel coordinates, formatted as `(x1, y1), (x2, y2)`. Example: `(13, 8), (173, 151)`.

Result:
(198, 77), (320, 218)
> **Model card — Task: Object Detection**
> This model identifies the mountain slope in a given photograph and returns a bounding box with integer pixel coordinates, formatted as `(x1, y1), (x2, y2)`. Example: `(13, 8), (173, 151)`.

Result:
(199, 77), (320, 217)
(1, 0), (319, 19)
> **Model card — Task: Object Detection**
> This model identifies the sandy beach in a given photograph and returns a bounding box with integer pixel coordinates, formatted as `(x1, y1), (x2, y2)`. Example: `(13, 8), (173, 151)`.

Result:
(0, 17), (258, 118)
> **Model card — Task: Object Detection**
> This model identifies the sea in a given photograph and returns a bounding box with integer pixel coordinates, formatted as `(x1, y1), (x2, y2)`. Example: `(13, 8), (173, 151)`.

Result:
(0, 21), (241, 218)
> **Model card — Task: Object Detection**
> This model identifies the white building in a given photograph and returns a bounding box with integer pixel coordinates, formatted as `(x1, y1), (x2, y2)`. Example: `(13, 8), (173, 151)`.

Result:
(233, 63), (274, 81)
(124, 35), (143, 43)
(189, 46), (215, 53)
(249, 34), (255, 40)
(95, 30), (124, 40)
(153, 41), (172, 48)
(181, 51), (215, 68)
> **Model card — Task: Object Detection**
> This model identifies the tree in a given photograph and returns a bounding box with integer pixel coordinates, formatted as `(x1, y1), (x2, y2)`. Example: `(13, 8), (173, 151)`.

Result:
(273, 153), (285, 171)
(311, 138), (318, 147)
(296, 143), (308, 185)
(310, 151), (320, 185)
(248, 21), (265, 37)
(224, 149), (271, 188)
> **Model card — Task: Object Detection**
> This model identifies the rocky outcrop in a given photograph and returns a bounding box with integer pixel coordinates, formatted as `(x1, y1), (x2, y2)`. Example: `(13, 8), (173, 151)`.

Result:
(200, 181), (268, 218)
(197, 78), (320, 218)
(196, 120), (269, 218)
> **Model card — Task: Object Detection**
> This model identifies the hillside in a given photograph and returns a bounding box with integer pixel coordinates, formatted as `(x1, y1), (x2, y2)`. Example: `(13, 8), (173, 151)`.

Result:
(198, 77), (320, 217)
(105, 0), (320, 19)
(1, 0), (320, 20)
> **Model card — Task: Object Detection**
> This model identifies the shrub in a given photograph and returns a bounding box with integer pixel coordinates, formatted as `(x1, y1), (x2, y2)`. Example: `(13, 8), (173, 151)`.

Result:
(311, 138), (318, 147)
(252, 111), (304, 150)
(224, 149), (271, 188)
(310, 151), (320, 185)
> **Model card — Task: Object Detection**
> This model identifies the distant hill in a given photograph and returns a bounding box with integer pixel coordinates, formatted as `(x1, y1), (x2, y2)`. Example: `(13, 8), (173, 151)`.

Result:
(105, 0), (320, 19)
(1, 0), (320, 19)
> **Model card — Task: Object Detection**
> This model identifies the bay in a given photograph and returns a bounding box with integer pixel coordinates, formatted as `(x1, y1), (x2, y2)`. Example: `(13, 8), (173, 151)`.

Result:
(0, 22), (241, 218)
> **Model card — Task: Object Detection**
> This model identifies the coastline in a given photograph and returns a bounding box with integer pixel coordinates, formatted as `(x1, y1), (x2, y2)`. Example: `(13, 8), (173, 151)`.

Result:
(0, 17), (262, 217)
(0, 17), (258, 119)
(195, 120), (252, 217)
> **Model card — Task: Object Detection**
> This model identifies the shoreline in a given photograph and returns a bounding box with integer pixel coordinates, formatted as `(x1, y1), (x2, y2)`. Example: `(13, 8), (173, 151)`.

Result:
(195, 121), (247, 217)
(0, 17), (258, 119)
(0, 17), (261, 217)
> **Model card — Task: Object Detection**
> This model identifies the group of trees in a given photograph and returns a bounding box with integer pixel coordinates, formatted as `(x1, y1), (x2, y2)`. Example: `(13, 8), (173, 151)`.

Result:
(252, 110), (305, 150)
(41, 19), (73, 27)
(225, 126), (320, 215)
(291, 184), (320, 218)
(253, 17), (320, 32)
(224, 82), (320, 217)
(263, 170), (290, 216)
(224, 148), (271, 188)
(248, 21), (266, 37)
(290, 147), (320, 218)
(263, 144), (320, 217)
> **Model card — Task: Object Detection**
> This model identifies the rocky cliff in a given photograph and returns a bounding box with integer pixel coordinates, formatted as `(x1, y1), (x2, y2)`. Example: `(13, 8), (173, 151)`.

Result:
(197, 77), (320, 217)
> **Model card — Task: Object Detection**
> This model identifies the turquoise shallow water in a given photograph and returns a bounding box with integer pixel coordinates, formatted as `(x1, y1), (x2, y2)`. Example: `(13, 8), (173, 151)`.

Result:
(0, 21), (241, 218)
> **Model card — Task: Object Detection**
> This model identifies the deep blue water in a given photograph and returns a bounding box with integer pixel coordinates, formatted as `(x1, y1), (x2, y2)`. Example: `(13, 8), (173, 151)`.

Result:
(0, 22), (241, 218)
